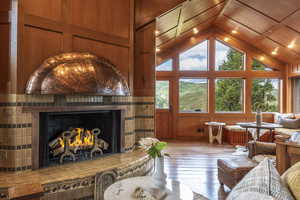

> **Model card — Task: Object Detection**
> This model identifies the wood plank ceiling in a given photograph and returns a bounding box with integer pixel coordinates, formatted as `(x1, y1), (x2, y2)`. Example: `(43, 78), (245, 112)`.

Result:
(156, 0), (300, 64)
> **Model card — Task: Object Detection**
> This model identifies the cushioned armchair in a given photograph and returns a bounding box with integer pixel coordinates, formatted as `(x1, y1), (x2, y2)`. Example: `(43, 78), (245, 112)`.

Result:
(247, 140), (276, 159)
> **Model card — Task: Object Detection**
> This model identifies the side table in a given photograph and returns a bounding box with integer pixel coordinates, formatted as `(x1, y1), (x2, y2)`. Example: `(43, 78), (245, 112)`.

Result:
(205, 122), (226, 144)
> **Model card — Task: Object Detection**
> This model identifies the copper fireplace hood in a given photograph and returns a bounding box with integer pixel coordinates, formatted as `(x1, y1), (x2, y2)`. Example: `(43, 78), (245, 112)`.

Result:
(25, 52), (130, 95)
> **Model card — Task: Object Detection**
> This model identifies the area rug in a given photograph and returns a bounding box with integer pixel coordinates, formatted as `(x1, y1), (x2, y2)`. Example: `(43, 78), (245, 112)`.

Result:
(193, 192), (209, 200)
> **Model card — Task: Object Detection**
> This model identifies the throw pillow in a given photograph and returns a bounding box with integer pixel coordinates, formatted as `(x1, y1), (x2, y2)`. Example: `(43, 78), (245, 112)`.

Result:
(281, 161), (300, 200)
(280, 118), (300, 129)
(227, 158), (294, 200)
(235, 192), (274, 200)
(274, 113), (295, 124)
(289, 132), (300, 143)
(252, 154), (276, 163)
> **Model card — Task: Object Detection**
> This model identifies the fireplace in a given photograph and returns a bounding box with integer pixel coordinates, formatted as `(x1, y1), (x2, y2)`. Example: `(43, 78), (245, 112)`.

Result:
(39, 109), (123, 167)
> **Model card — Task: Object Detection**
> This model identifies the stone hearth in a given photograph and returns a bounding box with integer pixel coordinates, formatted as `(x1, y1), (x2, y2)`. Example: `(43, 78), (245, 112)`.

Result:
(0, 94), (155, 199)
(0, 150), (153, 200)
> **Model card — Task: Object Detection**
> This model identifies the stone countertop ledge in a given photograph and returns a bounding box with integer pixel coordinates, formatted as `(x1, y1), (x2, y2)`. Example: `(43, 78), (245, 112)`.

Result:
(0, 150), (148, 188)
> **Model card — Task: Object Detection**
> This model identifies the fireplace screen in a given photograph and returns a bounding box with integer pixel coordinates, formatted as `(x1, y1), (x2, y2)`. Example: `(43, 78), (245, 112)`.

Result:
(39, 110), (122, 167)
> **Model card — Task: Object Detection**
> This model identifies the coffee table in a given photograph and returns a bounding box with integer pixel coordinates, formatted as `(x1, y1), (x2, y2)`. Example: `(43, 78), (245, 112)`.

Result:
(237, 122), (282, 141)
(104, 176), (195, 200)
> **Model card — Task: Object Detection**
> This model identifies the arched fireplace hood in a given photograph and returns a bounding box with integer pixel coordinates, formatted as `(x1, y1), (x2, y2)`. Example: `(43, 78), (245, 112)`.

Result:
(25, 52), (130, 96)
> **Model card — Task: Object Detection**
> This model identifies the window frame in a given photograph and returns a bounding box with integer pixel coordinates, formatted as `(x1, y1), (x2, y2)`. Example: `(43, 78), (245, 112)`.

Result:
(251, 78), (281, 113)
(215, 77), (245, 113)
(178, 77), (209, 113)
(156, 59), (173, 72)
(251, 59), (276, 71)
(178, 40), (209, 72)
(215, 39), (246, 71)
(293, 78), (300, 114)
(155, 80), (170, 110)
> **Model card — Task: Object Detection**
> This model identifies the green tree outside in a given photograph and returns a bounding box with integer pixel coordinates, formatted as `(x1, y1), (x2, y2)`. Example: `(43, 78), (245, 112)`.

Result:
(215, 49), (244, 112)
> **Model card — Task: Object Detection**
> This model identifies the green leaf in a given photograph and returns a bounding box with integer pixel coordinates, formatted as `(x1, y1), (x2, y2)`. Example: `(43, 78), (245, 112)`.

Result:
(154, 142), (167, 151)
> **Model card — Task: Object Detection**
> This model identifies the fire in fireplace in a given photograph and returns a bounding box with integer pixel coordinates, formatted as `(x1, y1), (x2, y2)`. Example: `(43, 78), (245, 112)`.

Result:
(39, 110), (123, 168)
(49, 127), (109, 164)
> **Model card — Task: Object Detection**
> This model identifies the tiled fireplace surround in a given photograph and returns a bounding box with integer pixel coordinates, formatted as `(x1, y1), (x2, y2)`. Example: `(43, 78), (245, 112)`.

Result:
(0, 94), (155, 199)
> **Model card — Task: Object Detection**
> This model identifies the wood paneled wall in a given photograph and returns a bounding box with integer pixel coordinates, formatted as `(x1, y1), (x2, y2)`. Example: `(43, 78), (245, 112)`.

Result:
(6, 0), (134, 94)
(0, 0), (10, 93)
(134, 22), (156, 97)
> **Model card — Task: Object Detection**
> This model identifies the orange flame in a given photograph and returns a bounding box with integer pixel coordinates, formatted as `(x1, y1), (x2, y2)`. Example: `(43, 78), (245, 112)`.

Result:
(59, 128), (94, 149)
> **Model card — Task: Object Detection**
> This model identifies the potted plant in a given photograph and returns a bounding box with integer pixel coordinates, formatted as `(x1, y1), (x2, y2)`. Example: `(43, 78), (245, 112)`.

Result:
(139, 138), (169, 189)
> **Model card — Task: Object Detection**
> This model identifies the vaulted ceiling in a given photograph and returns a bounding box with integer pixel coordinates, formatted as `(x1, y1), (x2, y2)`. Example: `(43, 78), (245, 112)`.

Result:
(155, 0), (300, 64)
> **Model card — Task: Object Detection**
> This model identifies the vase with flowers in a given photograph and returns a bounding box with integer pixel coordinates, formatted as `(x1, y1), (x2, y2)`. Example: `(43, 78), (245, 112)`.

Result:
(139, 138), (169, 189)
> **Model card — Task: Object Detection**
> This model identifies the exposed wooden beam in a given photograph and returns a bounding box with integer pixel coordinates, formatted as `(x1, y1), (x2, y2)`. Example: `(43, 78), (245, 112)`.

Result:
(214, 0), (234, 22)
(175, 1), (188, 37)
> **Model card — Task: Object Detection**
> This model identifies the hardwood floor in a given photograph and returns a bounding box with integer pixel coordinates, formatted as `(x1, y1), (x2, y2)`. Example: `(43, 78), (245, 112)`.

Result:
(164, 141), (244, 200)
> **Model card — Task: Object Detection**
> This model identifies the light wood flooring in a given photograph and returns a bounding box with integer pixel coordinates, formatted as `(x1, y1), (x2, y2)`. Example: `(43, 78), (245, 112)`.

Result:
(164, 141), (244, 200)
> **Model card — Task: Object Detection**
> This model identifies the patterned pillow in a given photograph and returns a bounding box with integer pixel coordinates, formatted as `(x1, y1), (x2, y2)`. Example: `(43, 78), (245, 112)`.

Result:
(281, 161), (300, 200)
(280, 118), (300, 129)
(274, 113), (295, 124)
(227, 158), (294, 200)
(235, 192), (274, 200)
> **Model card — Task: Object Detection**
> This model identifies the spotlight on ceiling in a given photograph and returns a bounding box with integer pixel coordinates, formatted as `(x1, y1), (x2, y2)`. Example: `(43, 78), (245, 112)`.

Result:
(288, 41), (295, 49)
(259, 56), (265, 61)
(231, 30), (238, 34)
(224, 37), (229, 42)
(193, 28), (199, 34)
(155, 30), (160, 35)
(155, 48), (161, 53)
(271, 50), (278, 55)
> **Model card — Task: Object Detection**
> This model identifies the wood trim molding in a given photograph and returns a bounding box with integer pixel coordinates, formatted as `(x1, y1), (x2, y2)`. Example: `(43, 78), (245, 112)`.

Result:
(23, 105), (127, 113)
(24, 14), (130, 48)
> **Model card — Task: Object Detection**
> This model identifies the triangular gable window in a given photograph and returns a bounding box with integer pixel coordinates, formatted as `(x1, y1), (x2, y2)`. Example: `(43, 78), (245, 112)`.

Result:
(215, 40), (245, 71)
(252, 59), (275, 71)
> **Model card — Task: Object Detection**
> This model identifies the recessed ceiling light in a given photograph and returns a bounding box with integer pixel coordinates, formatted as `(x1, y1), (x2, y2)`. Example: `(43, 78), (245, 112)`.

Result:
(193, 28), (199, 34)
(231, 30), (238, 34)
(155, 48), (161, 52)
(288, 42), (295, 49)
(271, 48), (279, 55)
(155, 30), (160, 35)
(224, 37), (229, 42)
(259, 56), (265, 61)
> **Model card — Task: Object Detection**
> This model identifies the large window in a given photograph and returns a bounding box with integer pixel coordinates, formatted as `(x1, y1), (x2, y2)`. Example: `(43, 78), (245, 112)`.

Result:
(294, 78), (300, 113)
(155, 38), (283, 114)
(155, 80), (169, 109)
(179, 40), (208, 71)
(252, 79), (280, 112)
(215, 78), (244, 112)
(156, 59), (173, 71)
(179, 78), (208, 112)
(215, 40), (245, 71)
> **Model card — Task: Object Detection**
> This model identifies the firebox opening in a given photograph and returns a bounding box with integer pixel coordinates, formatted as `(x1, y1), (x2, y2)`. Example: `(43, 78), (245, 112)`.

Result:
(39, 110), (122, 168)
